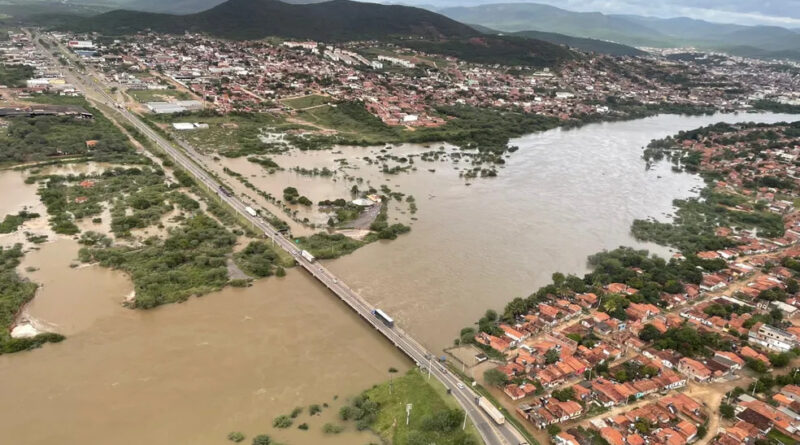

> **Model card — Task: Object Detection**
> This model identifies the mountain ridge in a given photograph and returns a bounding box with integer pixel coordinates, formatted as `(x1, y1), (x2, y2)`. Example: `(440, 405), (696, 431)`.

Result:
(439, 2), (800, 60)
(65, 0), (480, 41)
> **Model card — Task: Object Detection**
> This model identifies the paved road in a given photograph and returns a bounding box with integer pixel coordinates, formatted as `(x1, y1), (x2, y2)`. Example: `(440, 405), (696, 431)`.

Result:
(36, 34), (529, 445)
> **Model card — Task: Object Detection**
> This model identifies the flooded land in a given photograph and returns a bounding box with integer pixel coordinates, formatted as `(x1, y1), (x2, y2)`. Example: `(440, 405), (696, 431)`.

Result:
(0, 112), (797, 444)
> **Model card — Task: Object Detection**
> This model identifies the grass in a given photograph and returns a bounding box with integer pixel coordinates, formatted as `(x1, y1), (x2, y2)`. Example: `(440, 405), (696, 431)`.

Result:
(281, 94), (331, 110)
(296, 102), (401, 143)
(127, 88), (191, 103)
(145, 111), (294, 155)
(769, 429), (799, 445)
(362, 369), (481, 445)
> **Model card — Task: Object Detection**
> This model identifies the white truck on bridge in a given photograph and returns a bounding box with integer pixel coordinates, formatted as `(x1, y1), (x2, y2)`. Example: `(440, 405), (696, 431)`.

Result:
(477, 397), (505, 425)
(300, 250), (316, 263)
(244, 206), (258, 217)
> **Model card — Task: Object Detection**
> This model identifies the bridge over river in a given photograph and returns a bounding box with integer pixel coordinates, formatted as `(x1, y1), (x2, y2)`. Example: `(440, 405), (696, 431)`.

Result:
(37, 33), (530, 445)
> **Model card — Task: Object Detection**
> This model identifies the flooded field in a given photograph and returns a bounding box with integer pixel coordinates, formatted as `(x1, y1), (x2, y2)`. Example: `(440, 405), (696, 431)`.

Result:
(0, 112), (797, 444)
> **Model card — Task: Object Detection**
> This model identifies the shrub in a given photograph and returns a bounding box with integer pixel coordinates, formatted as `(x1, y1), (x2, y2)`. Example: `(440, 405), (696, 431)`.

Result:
(272, 415), (292, 428)
(227, 431), (245, 442)
(323, 423), (344, 434)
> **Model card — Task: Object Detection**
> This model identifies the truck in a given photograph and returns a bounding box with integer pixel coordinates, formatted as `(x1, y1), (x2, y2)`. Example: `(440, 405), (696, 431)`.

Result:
(372, 309), (394, 328)
(300, 250), (316, 263)
(477, 397), (505, 425)
(244, 206), (258, 217)
(219, 186), (233, 197)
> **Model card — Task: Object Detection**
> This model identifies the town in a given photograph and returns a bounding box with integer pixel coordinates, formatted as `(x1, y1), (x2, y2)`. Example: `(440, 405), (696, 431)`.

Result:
(2, 18), (800, 445)
(459, 120), (800, 445)
(5, 30), (800, 132)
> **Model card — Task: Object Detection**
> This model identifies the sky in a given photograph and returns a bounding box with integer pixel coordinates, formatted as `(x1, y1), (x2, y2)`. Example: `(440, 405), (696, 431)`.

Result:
(413, 0), (800, 27)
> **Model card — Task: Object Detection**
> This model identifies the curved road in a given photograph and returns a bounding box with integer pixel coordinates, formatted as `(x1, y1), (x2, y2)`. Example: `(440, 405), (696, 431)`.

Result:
(37, 34), (529, 445)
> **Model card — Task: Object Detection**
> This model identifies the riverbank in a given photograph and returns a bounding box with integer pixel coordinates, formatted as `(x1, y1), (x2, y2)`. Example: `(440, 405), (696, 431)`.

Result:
(454, 117), (800, 440)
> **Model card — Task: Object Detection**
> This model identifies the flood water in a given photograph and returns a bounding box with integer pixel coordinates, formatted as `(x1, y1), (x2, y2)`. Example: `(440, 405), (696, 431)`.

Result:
(0, 112), (796, 444)
(324, 112), (800, 351)
(0, 241), (406, 445)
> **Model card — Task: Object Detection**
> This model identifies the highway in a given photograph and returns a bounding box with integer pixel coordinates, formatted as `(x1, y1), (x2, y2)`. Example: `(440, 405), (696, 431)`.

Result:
(35, 33), (529, 445)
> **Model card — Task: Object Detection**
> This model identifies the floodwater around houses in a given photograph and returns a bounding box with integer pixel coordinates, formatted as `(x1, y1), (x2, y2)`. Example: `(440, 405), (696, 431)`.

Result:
(0, 112), (796, 444)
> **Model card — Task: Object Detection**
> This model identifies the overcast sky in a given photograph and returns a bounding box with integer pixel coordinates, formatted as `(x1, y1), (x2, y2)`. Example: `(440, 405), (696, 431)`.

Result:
(420, 0), (800, 27)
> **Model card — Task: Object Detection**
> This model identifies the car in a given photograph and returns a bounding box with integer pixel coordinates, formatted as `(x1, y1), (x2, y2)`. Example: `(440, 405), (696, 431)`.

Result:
(457, 383), (464, 389)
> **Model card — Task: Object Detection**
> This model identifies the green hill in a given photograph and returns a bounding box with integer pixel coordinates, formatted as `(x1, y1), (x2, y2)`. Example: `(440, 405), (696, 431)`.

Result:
(511, 30), (645, 56)
(402, 35), (576, 67)
(65, 0), (479, 41)
(439, 2), (800, 60)
(439, 3), (670, 47)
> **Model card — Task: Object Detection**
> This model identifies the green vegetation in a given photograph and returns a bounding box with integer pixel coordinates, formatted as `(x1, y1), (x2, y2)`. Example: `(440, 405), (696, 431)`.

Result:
(0, 64), (33, 88)
(251, 435), (272, 445)
(272, 415), (292, 429)
(511, 30), (645, 56)
(145, 110), (291, 156)
(0, 244), (65, 354)
(80, 214), (236, 309)
(281, 94), (331, 109)
(632, 188), (784, 253)
(282, 186), (312, 206)
(400, 35), (574, 68)
(64, 0), (478, 42)
(0, 97), (139, 165)
(37, 167), (195, 237)
(484, 368), (509, 387)
(247, 157), (281, 172)
(365, 203), (411, 241)
(340, 369), (480, 445)
(0, 211), (39, 233)
(752, 100), (800, 114)
(648, 325), (732, 358)
(322, 423), (344, 434)
(227, 431), (245, 442)
(234, 241), (292, 278)
(768, 429), (800, 445)
(297, 102), (561, 165)
(127, 88), (191, 103)
(295, 233), (364, 259)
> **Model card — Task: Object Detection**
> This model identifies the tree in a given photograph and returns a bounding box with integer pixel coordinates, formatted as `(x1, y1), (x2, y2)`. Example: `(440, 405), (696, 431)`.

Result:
(720, 403), (735, 419)
(547, 424), (561, 436)
(484, 368), (509, 387)
(552, 387), (575, 402)
(769, 352), (791, 368)
(697, 424), (708, 438)
(485, 309), (498, 322)
(747, 358), (768, 373)
(639, 324), (662, 342)
(788, 278), (799, 294)
(545, 348), (560, 364)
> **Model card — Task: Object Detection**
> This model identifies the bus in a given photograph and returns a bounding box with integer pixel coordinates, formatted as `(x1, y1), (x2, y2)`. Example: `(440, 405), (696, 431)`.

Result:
(372, 309), (394, 328)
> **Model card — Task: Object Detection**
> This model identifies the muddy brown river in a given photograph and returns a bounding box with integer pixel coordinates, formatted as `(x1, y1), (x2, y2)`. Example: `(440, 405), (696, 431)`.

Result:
(0, 112), (796, 444)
